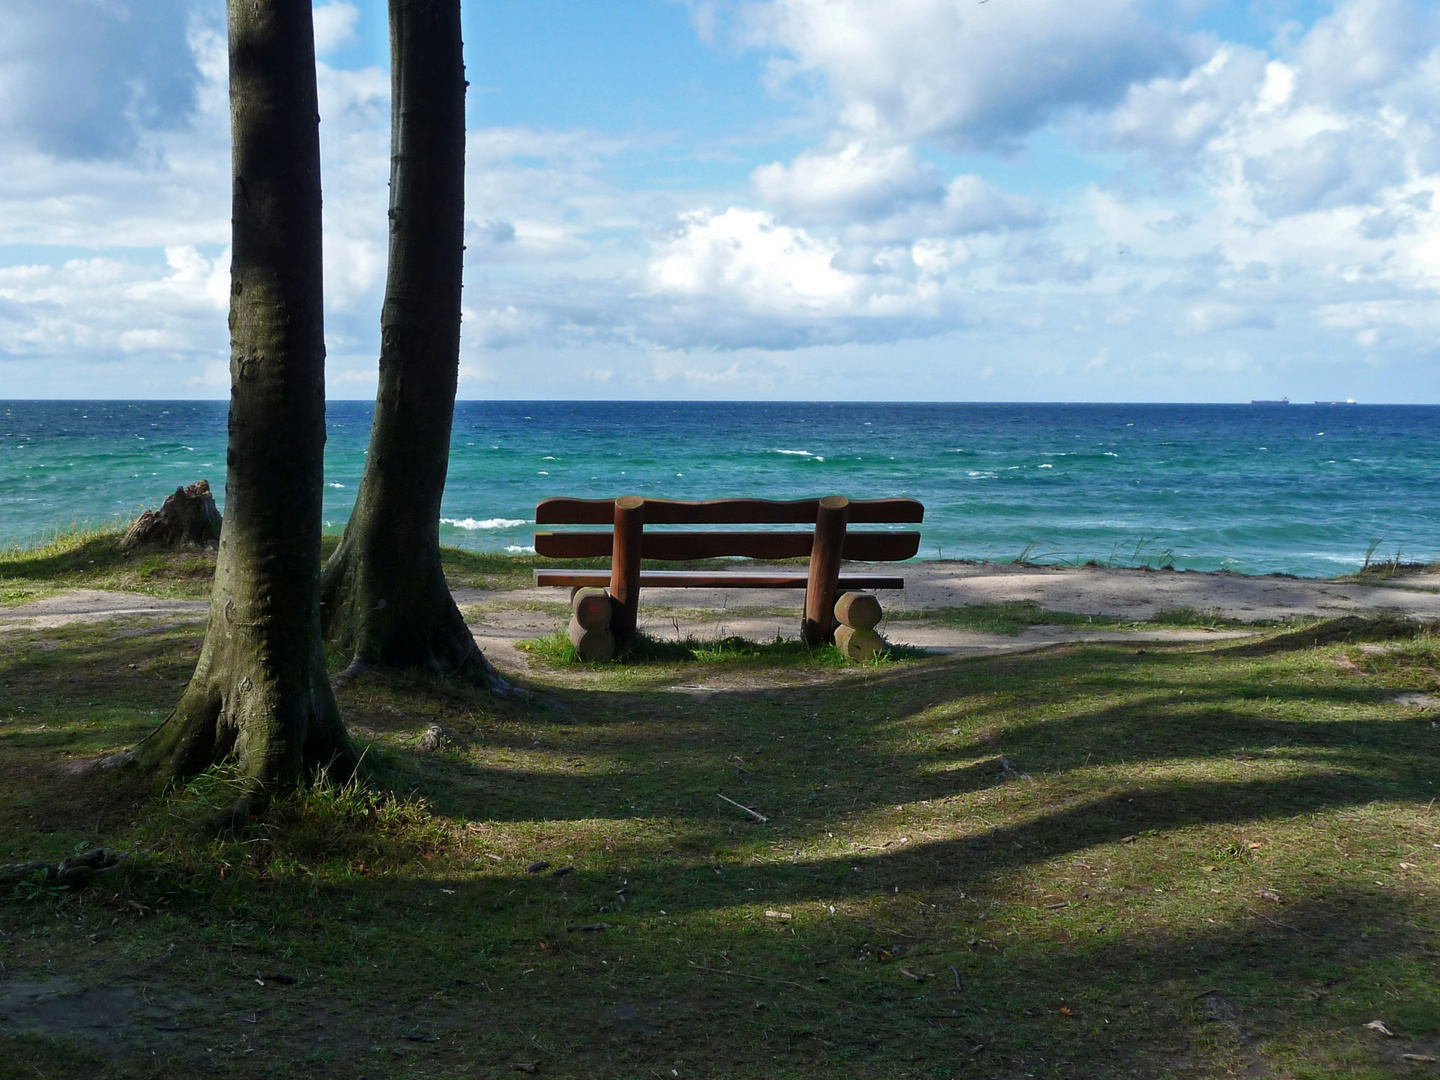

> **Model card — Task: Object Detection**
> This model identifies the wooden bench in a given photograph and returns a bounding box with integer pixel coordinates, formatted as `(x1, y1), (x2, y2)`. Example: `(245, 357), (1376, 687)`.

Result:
(532, 495), (924, 647)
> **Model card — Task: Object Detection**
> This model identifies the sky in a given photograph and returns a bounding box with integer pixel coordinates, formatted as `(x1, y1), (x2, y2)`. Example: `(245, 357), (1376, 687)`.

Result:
(0, 0), (1437, 402)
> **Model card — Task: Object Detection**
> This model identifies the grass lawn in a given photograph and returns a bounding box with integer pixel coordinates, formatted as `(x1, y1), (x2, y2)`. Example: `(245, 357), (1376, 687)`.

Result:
(0, 542), (1437, 1078)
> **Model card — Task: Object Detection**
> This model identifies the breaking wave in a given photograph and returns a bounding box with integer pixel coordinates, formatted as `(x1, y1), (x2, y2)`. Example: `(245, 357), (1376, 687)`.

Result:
(441, 517), (528, 530)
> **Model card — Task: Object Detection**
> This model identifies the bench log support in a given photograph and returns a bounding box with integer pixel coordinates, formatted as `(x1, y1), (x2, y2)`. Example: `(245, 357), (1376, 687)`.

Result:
(610, 495), (644, 643)
(802, 495), (848, 646)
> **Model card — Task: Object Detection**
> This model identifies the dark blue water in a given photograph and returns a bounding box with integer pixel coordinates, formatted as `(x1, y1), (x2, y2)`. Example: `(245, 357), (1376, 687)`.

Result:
(2, 400), (1435, 577)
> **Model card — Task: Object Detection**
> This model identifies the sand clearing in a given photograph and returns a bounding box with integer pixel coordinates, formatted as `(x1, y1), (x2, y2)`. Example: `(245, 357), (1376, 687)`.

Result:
(457, 561), (1440, 665)
(4, 564), (1435, 667)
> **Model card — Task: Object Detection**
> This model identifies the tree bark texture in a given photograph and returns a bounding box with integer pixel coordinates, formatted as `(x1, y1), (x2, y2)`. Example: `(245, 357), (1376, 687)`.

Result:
(320, 0), (490, 680)
(134, 0), (353, 787)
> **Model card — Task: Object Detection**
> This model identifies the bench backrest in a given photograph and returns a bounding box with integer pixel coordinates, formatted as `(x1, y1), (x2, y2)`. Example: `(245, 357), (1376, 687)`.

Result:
(534, 496), (924, 562)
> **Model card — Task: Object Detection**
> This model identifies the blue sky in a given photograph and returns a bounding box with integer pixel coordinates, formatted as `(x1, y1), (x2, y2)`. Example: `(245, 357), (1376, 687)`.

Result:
(0, 0), (1437, 401)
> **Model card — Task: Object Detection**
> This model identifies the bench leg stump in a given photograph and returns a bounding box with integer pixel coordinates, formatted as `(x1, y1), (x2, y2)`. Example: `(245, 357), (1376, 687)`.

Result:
(834, 591), (887, 660)
(609, 495), (644, 645)
(567, 587), (616, 660)
(572, 586), (612, 632)
(834, 624), (886, 661)
(568, 615), (616, 661)
(835, 590), (883, 630)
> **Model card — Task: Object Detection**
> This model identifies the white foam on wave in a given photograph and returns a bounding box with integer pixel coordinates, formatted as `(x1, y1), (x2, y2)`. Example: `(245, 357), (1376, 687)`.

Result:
(506, 544), (537, 554)
(772, 449), (825, 461)
(327, 482), (345, 488)
(441, 517), (529, 530)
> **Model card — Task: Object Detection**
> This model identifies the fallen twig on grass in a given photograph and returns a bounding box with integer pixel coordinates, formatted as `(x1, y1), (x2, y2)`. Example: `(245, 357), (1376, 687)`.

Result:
(718, 793), (768, 822)
(1242, 905), (1313, 937)
(687, 962), (832, 997)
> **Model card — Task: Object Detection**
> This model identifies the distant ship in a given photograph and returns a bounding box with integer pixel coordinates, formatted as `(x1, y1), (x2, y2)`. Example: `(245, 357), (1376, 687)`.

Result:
(1314, 399), (1357, 405)
(1250, 397), (1289, 405)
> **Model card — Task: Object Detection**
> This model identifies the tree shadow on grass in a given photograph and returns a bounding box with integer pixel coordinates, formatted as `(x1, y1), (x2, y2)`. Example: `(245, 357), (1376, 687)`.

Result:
(4, 622), (1440, 1076)
(7, 864), (1431, 1079)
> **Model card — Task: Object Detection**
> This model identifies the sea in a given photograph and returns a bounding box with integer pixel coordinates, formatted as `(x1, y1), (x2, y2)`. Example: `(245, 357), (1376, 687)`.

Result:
(1, 400), (1436, 578)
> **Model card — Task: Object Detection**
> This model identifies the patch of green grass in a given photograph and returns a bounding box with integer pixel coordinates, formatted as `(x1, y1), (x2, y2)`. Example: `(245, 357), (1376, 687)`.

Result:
(2, 591), (1439, 1076)
(518, 628), (930, 668)
(911, 601), (1309, 634)
(913, 600), (1125, 634)
(1147, 605), (1284, 629)
(0, 527), (217, 600)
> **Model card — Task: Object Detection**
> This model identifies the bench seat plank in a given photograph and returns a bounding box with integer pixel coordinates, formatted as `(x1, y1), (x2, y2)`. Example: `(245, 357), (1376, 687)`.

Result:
(536, 496), (924, 526)
(534, 569), (906, 590)
(534, 530), (920, 562)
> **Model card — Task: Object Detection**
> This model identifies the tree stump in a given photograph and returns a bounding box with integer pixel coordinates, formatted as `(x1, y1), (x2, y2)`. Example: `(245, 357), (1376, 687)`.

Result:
(121, 480), (222, 550)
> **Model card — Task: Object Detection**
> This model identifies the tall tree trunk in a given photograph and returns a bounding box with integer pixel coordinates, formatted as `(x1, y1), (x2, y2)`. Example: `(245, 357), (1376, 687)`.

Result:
(133, 0), (353, 790)
(320, 0), (495, 684)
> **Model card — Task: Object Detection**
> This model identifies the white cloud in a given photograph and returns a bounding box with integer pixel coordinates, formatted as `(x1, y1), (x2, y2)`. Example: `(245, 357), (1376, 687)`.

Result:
(1110, 45), (1269, 162)
(739, 0), (1190, 150)
(752, 140), (1042, 242)
(312, 2), (361, 55)
(648, 207), (858, 314)
(0, 0), (206, 160)
(1292, 0), (1440, 110)
(753, 141), (943, 221)
(0, 19), (395, 381)
(2, 0), (1439, 400)
(0, 246), (227, 362)
(1178, 303), (1277, 336)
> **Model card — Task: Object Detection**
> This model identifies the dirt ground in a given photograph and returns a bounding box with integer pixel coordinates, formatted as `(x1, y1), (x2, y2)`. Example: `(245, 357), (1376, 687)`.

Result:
(7, 562), (1435, 669)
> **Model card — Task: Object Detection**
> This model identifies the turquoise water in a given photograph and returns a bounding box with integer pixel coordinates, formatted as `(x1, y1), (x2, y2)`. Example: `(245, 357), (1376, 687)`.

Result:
(1, 400), (1436, 577)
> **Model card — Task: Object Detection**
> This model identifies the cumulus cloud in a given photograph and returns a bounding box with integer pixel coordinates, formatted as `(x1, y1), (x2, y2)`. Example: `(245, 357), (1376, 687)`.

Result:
(751, 140), (1043, 242)
(0, 245), (227, 362)
(312, 1), (361, 55)
(1292, 0), (1440, 110)
(0, 14), (396, 379)
(1110, 45), (1269, 161)
(1075, 0), (1440, 363)
(1243, 127), (1410, 217)
(740, 0), (1190, 150)
(753, 141), (944, 222)
(3, 0), (1439, 397)
(1178, 303), (1277, 336)
(648, 207), (859, 314)
(630, 206), (988, 348)
(0, 0), (205, 160)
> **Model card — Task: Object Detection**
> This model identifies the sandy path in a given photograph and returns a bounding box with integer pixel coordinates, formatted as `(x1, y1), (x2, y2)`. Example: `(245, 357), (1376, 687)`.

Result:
(0, 589), (208, 632)
(3, 563), (1434, 666)
(458, 561), (1440, 668)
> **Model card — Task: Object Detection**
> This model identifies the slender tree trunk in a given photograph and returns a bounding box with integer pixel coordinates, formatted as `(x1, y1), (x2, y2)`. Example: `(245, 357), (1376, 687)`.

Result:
(320, 0), (496, 683)
(133, 0), (353, 790)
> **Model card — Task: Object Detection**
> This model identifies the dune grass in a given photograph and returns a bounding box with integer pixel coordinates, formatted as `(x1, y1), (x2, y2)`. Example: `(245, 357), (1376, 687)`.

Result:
(1, 583), (1438, 1077)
